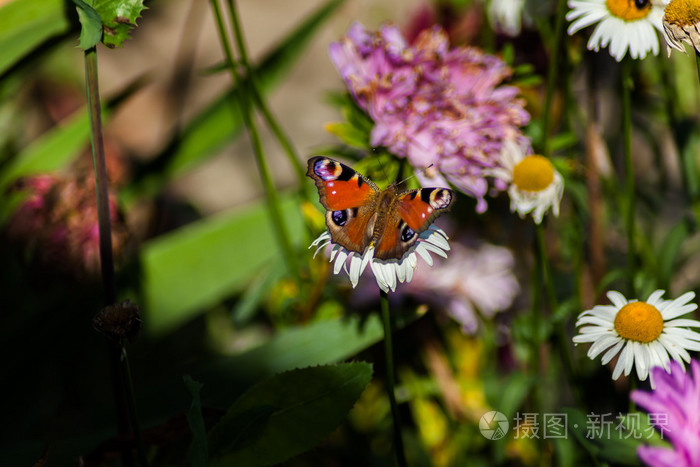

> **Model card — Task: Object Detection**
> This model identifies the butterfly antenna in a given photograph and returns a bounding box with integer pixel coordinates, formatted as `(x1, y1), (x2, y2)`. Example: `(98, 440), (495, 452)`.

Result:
(396, 163), (435, 186)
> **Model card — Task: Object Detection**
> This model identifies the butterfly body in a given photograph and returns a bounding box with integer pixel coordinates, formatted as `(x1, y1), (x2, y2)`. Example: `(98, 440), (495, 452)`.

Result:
(307, 157), (454, 260)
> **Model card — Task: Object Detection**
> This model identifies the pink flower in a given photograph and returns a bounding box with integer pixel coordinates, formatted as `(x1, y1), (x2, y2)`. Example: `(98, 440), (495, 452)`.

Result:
(329, 22), (531, 212)
(7, 174), (128, 277)
(631, 360), (700, 467)
(407, 239), (519, 333)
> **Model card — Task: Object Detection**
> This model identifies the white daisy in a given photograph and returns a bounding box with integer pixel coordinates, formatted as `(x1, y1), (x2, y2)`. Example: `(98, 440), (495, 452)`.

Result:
(573, 289), (700, 387)
(309, 225), (450, 293)
(566, 0), (666, 61)
(488, 139), (563, 224)
(488, 0), (527, 37)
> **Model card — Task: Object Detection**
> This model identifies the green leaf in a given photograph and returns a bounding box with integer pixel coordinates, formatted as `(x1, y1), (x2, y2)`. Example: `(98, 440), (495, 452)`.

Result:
(184, 375), (208, 467)
(122, 0), (345, 204)
(207, 363), (372, 466)
(0, 0), (71, 76)
(0, 108), (108, 193)
(141, 195), (305, 335)
(89, 0), (146, 48)
(73, 0), (102, 50)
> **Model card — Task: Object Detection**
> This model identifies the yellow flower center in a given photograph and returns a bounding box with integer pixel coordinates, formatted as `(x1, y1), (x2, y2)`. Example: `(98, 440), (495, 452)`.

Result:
(606, 0), (652, 21)
(664, 0), (700, 26)
(614, 302), (664, 343)
(512, 155), (554, 192)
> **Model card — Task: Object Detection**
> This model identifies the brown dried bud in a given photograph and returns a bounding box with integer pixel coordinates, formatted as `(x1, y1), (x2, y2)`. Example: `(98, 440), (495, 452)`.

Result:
(93, 299), (142, 343)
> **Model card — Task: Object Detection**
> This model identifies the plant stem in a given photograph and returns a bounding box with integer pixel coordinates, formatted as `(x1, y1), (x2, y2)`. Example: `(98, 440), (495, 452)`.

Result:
(380, 291), (407, 467)
(209, 0), (299, 278)
(84, 48), (147, 467)
(536, 224), (581, 405)
(85, 49), (116, 305)
(621, 59), (635, 295)
(539, 0), (568, 157)
(226, 0), (307, 191)
(530, 226), (544, 464)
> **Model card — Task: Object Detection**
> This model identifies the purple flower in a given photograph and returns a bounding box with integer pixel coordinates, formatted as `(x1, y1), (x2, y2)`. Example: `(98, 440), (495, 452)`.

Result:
(631, 360), (700, 467)
(406, 239), (519, 333)
(329, 22), (531, 212)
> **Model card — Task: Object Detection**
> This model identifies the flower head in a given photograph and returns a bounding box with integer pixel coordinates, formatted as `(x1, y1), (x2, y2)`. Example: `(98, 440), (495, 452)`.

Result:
(567, 0), (665, 61)
(488, 0), (528, 36)
(407, 241), (519, 333)
(310, 225), (450, 293)
(329, 22), (531, 213)
(573, 289), (700, 386)
(7, 173), (128, 277)
(662, 0), (700, 55)
(488, 139), (563, 224)
(632, 359), (700, 466)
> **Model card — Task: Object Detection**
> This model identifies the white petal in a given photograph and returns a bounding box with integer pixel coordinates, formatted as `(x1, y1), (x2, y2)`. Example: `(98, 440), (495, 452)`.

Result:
(347, 254), (364, 288)
(601, 340), (624, 365)
(333, 249), (348, 274)
(606, 291), (629, 308)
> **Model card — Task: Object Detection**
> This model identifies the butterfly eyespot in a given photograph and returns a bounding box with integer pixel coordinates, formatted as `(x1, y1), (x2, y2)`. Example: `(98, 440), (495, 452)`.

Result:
(401, 225), (415, 242)
(634, 0), (649, 8)
(331, 210), (348, 226)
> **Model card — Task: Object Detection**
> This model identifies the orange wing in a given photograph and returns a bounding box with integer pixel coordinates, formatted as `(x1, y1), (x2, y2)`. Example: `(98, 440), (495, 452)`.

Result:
(396, 188), (454, 232)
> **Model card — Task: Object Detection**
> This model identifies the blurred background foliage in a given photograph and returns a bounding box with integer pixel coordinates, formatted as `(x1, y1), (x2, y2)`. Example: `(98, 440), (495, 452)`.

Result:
(3, 0), (700, 465)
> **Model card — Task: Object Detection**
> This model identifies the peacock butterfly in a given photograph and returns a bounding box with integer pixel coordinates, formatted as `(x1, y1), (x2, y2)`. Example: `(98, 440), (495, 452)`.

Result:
(307, 156), (455, 260)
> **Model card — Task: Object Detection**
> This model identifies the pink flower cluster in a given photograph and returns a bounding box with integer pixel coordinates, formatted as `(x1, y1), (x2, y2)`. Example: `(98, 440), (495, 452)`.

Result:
(329, 22), (531, 212)
(407, 239), (519, 333)
(8, 174), (128, 277)
(632, 360), (700, 466)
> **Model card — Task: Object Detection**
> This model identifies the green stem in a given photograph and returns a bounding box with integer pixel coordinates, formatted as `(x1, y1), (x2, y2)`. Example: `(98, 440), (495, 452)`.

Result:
(621, 59), (635, 295)
(380, 291), (407, 467)
(536, 225), (581, 404)
(530, 227), (544, 464)
(695, 51), (700, 93)
(209, 0), (299, 278)
(85, 49), (116, 305)
(226, 0), (307, 191)
(539, 0), (568, 157)
(84, 48), (147, 467)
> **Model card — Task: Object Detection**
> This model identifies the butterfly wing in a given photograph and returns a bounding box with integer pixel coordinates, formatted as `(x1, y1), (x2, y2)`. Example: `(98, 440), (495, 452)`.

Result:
(374, 188), (455, 260)
(307, 156), (380, 254)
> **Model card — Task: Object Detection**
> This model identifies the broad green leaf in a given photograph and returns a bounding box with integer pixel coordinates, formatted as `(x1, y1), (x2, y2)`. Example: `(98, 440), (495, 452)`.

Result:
(230, 265), (284, 326)
(141, 195), (305, 335)
(0, 0), (71, 76)
(207, 363), (372, 466)
(0, 108), (109, 193)
(184, 375), (208, 467)
(88, 0), (146, 48)
(122, 0), (345, 204)
(73, 0), (102, 50)
(200, 314), (384, 395)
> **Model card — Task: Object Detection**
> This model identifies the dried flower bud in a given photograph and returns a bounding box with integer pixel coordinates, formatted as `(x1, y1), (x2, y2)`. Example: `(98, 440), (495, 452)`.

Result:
(93, 299), (142, 343)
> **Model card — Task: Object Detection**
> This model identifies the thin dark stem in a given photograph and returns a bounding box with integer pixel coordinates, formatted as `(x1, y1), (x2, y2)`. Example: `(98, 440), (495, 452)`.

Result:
(85, 49), (116, 305)
(209, 0), (300, 278)
(380, 291), (408, 467)
(226, 0), (307, 190)
(539, 0), (568, 156)
(84, 48), (147, 467)
(621, 59), (635, 295)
